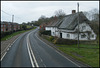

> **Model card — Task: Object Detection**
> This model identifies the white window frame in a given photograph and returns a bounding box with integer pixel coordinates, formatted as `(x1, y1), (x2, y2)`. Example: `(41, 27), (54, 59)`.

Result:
(81, 33), (86, 38)
(91, 34), (94, 38)
(82, 26), (86, 30)
(67, 34), (70, 38)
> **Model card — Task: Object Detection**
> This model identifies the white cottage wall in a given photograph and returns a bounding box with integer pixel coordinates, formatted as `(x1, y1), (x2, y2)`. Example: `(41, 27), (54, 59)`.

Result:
(46, 22), (96, 40)
(45, 27), (51, 31)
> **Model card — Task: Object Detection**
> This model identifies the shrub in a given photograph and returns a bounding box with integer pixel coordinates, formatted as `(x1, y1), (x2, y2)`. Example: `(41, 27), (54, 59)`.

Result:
(1, 31), (13, 38)
(49, 36), (54, 41)
(39, 30), (51, 36)
(54, 38), (78, 45)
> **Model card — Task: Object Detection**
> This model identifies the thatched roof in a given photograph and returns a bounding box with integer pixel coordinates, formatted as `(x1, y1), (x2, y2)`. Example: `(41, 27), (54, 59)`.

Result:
(46, 12), (90, 30)
(58, 12), (90, 30)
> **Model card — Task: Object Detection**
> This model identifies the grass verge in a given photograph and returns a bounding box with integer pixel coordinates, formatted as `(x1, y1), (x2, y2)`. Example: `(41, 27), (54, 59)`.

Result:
(40, 34), (99, 67)
(56, 44), (99, 67)
(1, 27), (36, 41)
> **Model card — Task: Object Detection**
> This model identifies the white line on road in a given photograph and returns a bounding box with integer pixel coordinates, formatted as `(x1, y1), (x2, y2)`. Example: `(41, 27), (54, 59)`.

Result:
(9, 46), (11, 47)
(1, 44), (10, 55)
(7, 48), (9, 51)
(35, 32), (80, 67)
(1, 34), (20, 61)
(27, 35), (35, 67)
(0, 52), (7, 61)
(27, 31), (39, 67)
(35, 33), (54, 50)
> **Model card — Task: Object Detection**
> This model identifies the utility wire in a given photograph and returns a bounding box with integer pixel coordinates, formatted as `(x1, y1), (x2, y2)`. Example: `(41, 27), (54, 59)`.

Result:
(1, 10), (24, 23)
(1, 10), (12, 16)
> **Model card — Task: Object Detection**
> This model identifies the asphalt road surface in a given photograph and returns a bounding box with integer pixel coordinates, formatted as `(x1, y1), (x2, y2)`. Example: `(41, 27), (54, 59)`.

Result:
(1, 28), (80, 67)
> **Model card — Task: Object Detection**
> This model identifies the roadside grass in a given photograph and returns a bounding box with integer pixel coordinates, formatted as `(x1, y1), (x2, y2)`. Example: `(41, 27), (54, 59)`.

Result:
(1, 27), (36, 41)
(40, 34), (99, 67)
(57, 44), (99, 67)
(26, 25), (32, 28)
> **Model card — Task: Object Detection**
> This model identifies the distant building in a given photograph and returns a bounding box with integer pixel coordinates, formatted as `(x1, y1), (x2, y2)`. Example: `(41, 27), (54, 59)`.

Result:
(45, 10), (97, 40)
(1, 22), (6, 32)
(1, 21), (21, 32)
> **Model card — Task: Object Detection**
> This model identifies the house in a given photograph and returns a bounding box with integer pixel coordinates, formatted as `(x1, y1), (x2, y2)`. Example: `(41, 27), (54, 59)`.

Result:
(1, 21), (21, 32)
(1, 22), (6, 32)
(1, 21), (12, 32)
(39, 23), (47, 30)
(45, 10), (97, 40)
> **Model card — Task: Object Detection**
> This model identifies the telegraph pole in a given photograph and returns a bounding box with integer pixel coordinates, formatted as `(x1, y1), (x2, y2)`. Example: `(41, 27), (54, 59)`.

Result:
(12, 15), (14, 32)
(77, 3), (79, 48)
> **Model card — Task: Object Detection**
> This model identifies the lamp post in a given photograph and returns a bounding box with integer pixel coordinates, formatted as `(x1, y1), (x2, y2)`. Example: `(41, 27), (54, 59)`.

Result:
(77, 3), (79, 48)
(12, 15), (14, 32)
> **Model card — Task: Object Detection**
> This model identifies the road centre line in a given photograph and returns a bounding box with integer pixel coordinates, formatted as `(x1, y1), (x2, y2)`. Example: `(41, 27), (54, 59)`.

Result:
(28, 34), (39, 67)
(35, 32), (80, 67)
(27, 31), (39, 67)
(27, 34), (35, 67)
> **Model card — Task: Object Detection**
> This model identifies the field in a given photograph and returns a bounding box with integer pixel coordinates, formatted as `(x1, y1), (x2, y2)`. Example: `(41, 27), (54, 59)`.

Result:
(26, 25), (32, 28)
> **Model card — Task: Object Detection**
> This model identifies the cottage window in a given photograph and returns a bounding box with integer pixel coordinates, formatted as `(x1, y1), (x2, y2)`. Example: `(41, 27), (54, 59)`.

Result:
(81, 34), (86, 38)
(67, 34), (70, 38)
(91, 34), (94, 38)
(53, 32), (55, 35)
(82, 26), (86, 30)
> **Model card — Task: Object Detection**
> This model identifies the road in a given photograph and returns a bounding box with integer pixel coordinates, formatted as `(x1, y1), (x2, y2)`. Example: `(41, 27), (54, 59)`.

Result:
(1, 28), (80, 67)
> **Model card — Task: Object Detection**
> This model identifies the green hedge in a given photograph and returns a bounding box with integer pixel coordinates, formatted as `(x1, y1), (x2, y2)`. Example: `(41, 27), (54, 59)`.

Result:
(54, 38), (78, 45)
(1, 31), (12, 38)
(39, 30), (51, 36)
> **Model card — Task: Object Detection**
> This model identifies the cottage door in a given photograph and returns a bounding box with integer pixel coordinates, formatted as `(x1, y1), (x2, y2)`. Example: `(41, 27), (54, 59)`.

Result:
(60, 33), (62, 38)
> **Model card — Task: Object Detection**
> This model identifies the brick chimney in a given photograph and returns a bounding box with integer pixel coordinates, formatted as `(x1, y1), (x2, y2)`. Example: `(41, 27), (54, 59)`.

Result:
(72, 10), (76, 14)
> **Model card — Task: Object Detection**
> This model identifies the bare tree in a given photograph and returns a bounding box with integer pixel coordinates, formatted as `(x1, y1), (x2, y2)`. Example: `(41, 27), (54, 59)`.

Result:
(83, 8), (99, 21)
(54, 9), (66, 18)
(39, 15), (46, 20)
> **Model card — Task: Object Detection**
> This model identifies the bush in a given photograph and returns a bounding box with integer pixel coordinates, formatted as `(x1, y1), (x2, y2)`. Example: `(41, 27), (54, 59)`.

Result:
(39, 30), (51, 36)
(1, 31), (13, 38)
(49, 36), (54, 41)
(54, 38), (78, 45)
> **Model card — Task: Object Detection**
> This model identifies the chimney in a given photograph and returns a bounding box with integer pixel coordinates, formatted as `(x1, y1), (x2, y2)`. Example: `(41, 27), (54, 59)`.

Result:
(72, 10), (76, 14)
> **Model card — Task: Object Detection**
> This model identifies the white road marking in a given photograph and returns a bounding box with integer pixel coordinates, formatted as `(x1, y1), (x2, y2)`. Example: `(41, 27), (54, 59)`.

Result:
(9, 46), (11, 47)
(35, 32), (80, 67)
(27, 31), (39, 67)
(0, 52), (7, 61)
(27, 35), (35, 67)
(35, 33), (54, 50)
(55, 50), (80, 67)
(1, 34), (20, 61)
(0, 30), (34, 61)
(1, 44), (10, 54)
(7, 48), (9, 51)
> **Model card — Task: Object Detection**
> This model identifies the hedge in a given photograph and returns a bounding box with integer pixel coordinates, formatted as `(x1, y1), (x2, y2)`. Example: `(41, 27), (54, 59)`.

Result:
(54, 38), (78, 45)
(39, 30), (51, 36)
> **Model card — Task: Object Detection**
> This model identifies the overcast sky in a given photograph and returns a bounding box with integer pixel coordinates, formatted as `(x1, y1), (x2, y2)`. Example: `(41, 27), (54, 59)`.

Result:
(1, 1), (99, 24)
